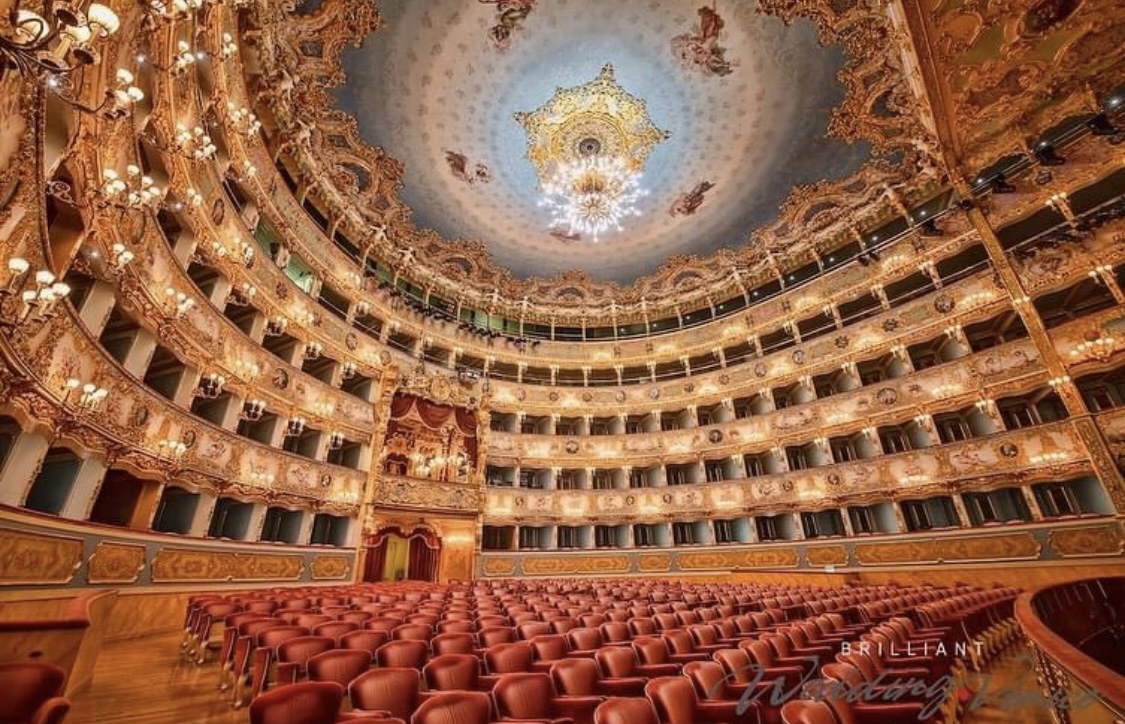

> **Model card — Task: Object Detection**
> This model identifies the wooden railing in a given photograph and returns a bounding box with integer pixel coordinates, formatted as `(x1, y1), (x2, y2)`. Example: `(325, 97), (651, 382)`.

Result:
(1016, 577), (1125, 723)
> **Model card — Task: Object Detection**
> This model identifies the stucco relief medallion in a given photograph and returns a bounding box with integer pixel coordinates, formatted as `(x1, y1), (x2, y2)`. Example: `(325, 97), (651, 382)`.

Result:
(517, 388), (527, 401)
(581, 391), (593, 402)
(683, 382), (695, 394)
(882, 318), (900, 332)
(782, 480), (795, 492)
(273, 368), (290, 389)
(876, 387), (898, 406)
(548, 391), (560, 402)
(515, 497), (525, 507)
(754, 362), (768, 377)
(319, 473), (333, 487)
(934, 294), (956, 313)
(210, 198), (225, 225)
(834, 335), (850, 349)
(131, 405), (150, 428)
(1021, 0), (1081, 34)
(826, 472), (842, 488)
(379, 351), (392, 365)
(276, 282), (289, 299)
(662, 493), (673, 504)
(792, 350), (806, 365)
(565, 440), (579, 454)
(708, 429), (724, 444)
(345, 332), (358, 350)
(999, 442), (1019, 458)
(648, 387), (660, 400)
(182, 429), (197, 448)
(718, 373), (730, 385)
(625, 495), (635, 506)
(614, 390), (626, 402)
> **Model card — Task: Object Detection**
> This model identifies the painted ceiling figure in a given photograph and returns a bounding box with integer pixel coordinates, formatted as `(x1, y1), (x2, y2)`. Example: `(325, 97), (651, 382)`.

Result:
(480, 0), (538, 51)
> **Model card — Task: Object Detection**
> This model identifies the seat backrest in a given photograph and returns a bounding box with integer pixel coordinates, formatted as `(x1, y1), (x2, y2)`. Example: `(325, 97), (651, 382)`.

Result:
(629, 618), (657, 637)
(484, 642), (533, 674)
(689, 624), (719, 646)
(340, 630), (386, 655)
(713, 648), (754, 684)
(682, 660), (728, 701)
(567, 627), (603, 651)
(594, 645), (638, 678)
(742, 639), (777, 666)
(313, 621), (359, 641)
(296, 614), (333, 630)
(431, 632), (476, 656)
(779, 699), (841, 724)
(529, 634), (568, 662)
(392, 623), (433, 642)
(375, 639), (429, 669)
(436, 620), (474, 635)
(307, 649), (372, 687)
(631, 636), (670, 665)
(248, 680), (345, 724)
(654, 614), (679, 631)
(550, 657), (600, 696)
(409, 690), (490, 724)
(661, 629), (695, 655)
(0, 662), (66, 722)
(258, 626), (311, 649)
(646, 676), (701, 724)
(492, 672), (555, 719)
(594, 697), (659, 724)
(423, 654), (479, 691)
(350, 668), (420, 721)
(477, 627), (515, 648)
(516, 622), (551, 640)
(278, 636), (336, 668)
(600, 622), (630, 644)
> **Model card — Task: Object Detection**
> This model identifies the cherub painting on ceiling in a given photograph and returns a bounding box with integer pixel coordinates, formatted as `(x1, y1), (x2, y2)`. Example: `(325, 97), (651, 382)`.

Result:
(444, 150), (492, 186)
(671, 3), (738, 78)
(479, 0), (537, 51)
(670, 181), (716, 217)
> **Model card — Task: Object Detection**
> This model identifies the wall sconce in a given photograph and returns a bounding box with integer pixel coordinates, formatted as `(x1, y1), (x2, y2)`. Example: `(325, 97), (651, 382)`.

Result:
(328, 431), (345, 450)
(163, 287), (195, 319)
(312, 401), (335, 418)
(231, 359), (260, 382)
(0, 2), (120, 81)
(1048, 375), (1071, 389)
(108, 242), (134, 273)
(285, 416), (306, 437)
(225, 101), (261, 138)
(1030, 451), (1069, 466)
(249, 470), (275, 487)
(913, 414), (930, 427)
(1088, 264), (1113, 283)
(63, 377), (108, 410)
(157, 438), (187, 461)
(171, 122), (216, 160)
(226, 283), (256, 307)
(240, 398), (266, 422)
(51, 66), (143, 119)
(354, 301), (371, 317)
(341, 361), (358, 379)
(264, 316), (288, 337)
(1070, 332), (1118, 362)
(975, 398), (995, 413)
(195, 373), (226, 399)
(1, 261), (70, 327)
(218, 31), (237, 60)
(304, 341), (323, 360)
(96, 166), (164, 212)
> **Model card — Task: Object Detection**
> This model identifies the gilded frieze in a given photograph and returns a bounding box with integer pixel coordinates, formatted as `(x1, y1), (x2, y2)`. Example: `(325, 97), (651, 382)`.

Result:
(805, 545), (848, 567)
(373, 476), (483, 514)
(309, 556), (351, 580)
(87, 543), (146, 585)
(1049, 524), (1125, 558)
(521, 555), (631, 576)
(481, 557), (518, 577)
(937, 534), (1041, 563)
(637, 553), (673, 572)
(150, 548), (305, 583)
(678, 548), (799, 571)
(0, 530), (84, 586)
(854, 539), (940, 566)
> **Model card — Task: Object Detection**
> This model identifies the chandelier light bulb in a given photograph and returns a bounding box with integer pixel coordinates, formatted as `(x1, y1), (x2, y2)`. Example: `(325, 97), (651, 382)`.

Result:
(540, 155), (647, 242)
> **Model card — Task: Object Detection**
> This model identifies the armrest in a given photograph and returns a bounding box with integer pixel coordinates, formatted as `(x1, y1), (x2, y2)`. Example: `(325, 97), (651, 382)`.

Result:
(565, 650), (598, 658)
(597, 678), (646, 697)
(275, 662), (299, 686)
(635, 663), (680, 677)
(480, 674), (502, 689)
(31, 697), (70, 724)
(851, 701), (937, 724)
(551, 694), (604, 721)
(696, 700), (761, 724)
(337, 709), (395, 721)
(669, 652), (710, 663)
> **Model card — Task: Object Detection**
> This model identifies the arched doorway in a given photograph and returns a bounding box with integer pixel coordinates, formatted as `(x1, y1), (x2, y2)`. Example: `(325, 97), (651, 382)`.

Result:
(363, 525), (442, 582)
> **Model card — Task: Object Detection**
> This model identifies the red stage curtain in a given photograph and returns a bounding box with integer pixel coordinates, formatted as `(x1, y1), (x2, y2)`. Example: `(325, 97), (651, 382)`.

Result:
(389, 394), (477, 438)
(407, 533), (441, 582)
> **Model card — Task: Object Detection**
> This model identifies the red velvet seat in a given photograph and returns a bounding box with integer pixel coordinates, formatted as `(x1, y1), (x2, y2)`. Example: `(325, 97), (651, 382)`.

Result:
(275, 636), (336, 686)
(550, 655), (644, 698)
(593, 697), (659, 724)
(375, 640), (429, 669)
(340, 630), (388, 657)
(431, 632), (476, 656)
(478, 627), (516, 649)
(662, 630), (717, 661)
(248, 680), (344, 724)
(484, 642), (535, 677)
(0, 662), (70, 724)
(422, 654), (484, 696)
(346, 668), (421, 722)
(566, 629), (603, 658)
(492, 673), (577, 724)
(313, 621), (359, 642)
(305, 649), (371, 688)
(530, 634), (571, 673)
(646, 675), (757, 724)
(595, 645), (678, 680)
(392, 623), (433, 642)
(409, 690), (490, 724)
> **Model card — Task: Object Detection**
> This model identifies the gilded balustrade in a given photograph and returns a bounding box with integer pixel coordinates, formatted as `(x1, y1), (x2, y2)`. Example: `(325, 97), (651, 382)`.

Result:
(485, 420), (1091, 525)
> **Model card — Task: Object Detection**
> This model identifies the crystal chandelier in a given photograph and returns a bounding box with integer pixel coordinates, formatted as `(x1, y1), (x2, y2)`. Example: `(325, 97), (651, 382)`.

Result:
(517, 64), (669, 242)
(539, 155), (648, 241)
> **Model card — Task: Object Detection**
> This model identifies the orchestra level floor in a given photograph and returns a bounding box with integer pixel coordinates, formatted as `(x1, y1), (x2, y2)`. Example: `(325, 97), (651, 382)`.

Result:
(66, 632), (1070, 723)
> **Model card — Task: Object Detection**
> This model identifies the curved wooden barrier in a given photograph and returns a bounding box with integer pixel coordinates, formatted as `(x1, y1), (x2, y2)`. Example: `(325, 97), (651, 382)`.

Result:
(0, 589), (118, 696)
(1016, 578), (1125, 723)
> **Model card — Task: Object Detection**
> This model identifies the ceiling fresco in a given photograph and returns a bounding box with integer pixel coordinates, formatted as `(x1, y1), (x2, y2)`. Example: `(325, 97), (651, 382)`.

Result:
(332, 0), (871, 282)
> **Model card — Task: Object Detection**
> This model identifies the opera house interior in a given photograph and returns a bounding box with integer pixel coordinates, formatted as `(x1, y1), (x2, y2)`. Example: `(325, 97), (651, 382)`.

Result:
(2, 0), (1125, 722)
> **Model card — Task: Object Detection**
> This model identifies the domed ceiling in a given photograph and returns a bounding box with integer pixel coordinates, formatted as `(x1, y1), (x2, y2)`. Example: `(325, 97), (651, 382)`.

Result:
(333, 0), (872, 283)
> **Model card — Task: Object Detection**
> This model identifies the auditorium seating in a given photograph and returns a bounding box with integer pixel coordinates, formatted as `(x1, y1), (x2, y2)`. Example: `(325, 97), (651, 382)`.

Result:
(169, 579), (1020, 723)
(0, 661), (71, 724)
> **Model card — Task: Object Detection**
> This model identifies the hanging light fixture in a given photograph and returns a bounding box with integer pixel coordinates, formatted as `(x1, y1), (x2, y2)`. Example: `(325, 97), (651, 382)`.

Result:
(1, 2), (120, 80)
(539, 155), (647, 242)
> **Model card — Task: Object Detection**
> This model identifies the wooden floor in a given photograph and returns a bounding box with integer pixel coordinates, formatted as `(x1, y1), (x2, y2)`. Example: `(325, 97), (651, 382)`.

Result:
(69, 633), (1075, 723)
